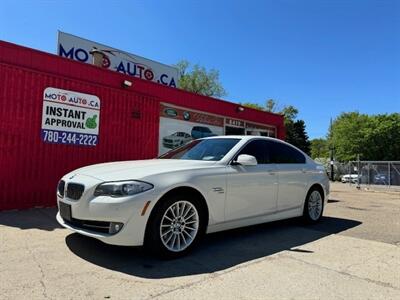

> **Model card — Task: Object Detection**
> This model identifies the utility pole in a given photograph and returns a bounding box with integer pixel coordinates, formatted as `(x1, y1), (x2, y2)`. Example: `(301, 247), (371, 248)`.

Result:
(330, 148), (334, 181)
(357, 154), (360, 189)
(329, 118), (334, 181)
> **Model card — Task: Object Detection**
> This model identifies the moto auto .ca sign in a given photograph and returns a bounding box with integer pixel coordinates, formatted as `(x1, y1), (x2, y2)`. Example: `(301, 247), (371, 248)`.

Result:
(57, 32), (179, 88)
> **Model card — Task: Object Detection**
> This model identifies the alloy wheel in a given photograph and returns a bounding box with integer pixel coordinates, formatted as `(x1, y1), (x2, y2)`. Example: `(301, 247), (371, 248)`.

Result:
(308, 190), (323, 221)
(159, 200), (199, 252)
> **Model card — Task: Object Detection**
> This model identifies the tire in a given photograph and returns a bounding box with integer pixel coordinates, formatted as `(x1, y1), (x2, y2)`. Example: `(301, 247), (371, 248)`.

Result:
(302, 187), (324, 224)
(144, 193), (206, 258)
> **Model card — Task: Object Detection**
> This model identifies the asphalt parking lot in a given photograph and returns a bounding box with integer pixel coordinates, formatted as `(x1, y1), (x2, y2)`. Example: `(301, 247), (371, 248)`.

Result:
(1, 182), (399, 300)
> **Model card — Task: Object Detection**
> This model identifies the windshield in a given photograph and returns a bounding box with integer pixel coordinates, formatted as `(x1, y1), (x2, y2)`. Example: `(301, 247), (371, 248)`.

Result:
(159, 138), (240, 161)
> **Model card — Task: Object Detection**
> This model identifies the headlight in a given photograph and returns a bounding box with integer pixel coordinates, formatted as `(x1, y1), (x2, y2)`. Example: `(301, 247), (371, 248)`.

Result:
(94, 180), (153, 197)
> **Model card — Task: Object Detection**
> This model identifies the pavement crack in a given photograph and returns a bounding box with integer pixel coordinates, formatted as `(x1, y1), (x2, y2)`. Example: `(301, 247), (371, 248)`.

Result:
(144, 276), (212, 300)
(24, 239), (49, 299)
(342, 247), (395, 273)
(145, 255), (277, 299)
(281, 254), (400, 291)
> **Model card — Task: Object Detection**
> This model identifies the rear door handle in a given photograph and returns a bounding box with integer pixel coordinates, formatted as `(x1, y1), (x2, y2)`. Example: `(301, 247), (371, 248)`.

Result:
(301, 168), (307, 173)
(267, 170), (276, 175)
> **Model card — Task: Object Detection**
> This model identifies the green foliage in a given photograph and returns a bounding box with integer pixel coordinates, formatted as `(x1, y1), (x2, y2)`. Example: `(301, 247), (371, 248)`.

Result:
(267, 101), (310, 155)
(266, 99), (278, 112)
(281, 105), (299, 125)
(285, 119), (311, 155)
(310, 138), (329, 159)
(240, 102), (265, 111)
(240, 99), (310, 155)
(241, 99), (281, 113)
(329, 112), (400, 161)
(174, 60), (226, 98)
(238, 101), (400, 161)
(241, 99), (298, 122)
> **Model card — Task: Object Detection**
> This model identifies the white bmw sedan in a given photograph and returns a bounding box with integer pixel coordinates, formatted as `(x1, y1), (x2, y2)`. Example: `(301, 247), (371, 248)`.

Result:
(56, 136), (329, 257)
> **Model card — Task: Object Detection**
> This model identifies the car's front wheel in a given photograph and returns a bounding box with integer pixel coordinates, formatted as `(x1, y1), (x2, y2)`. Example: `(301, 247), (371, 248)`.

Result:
(144, 193), (205, 258)
(303, 187), (324, 223)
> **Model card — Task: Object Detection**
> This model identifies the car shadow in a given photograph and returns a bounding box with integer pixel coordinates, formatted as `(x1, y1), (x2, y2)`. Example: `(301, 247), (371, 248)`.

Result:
(0, 207), (62, 231)
(328, 199), (340, 203)
(65, 216), (361, 279)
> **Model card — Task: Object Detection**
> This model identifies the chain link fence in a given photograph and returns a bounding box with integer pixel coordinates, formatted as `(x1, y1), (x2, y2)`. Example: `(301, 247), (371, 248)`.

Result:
(332, 161), (400, 188)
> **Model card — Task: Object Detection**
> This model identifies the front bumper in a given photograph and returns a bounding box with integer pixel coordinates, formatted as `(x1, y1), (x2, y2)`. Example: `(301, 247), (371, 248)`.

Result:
(162, 141), (179, 148)
(57, 198), (151, 246)
(56, 175), (155, 246)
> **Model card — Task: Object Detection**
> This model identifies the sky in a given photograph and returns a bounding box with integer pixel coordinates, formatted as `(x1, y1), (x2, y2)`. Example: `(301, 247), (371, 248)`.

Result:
(1, 0), (399, 138)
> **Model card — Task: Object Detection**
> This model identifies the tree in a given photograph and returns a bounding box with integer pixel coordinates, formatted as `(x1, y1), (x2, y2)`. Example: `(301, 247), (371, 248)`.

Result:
(328, 112), (366, 161)
(328, 112), (400, 161)
(241, 99), (279, 112)
(285, 120), (311, 155)
(310, 138), (329, 159)
(240, 102), (265, 111)
(241, 99), (297, 121)
(275, 103), (310, 155)
(174, 60), (227, 97)
(265, 99), (279, 112)
(363, 113), (400, 160)
(281, 105), (299, 124)
(240, 99), (311, 155)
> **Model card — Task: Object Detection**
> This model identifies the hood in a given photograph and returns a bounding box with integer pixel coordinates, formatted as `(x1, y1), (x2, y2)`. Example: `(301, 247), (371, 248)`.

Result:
(71, 159), (218, 181)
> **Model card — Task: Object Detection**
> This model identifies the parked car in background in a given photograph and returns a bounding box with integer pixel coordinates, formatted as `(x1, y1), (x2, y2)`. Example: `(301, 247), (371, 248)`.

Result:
(373, 174), (387, 185)
(191, 126), (217, 139)
(162, 132), (192, 149)
(56, 136), (329, 258)
(341, 174), (360, 183)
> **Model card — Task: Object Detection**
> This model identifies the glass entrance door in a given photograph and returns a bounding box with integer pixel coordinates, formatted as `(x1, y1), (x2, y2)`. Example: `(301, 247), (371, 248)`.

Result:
(225, 126), (245, 135)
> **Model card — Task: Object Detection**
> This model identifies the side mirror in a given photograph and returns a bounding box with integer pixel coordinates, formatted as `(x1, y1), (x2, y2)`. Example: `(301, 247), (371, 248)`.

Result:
(235, 154), (258, 166)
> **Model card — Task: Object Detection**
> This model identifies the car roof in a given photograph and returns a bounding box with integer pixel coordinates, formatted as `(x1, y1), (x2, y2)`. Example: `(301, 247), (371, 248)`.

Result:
(201, 135), (279, 141)
(200, 135), (311, 158)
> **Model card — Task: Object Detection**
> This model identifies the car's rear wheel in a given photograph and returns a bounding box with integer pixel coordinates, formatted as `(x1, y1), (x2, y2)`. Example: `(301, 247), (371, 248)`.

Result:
(144, 193), (205, 258)
(303, 187), (324, 223)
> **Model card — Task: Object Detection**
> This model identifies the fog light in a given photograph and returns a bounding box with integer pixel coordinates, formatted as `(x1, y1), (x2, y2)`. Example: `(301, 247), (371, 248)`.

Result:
(109, 222), (124, 234)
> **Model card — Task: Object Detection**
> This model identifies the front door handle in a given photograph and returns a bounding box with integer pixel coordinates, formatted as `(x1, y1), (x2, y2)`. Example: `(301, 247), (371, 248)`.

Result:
(267, 170), (276, 175)
(301, 168), (307, 173)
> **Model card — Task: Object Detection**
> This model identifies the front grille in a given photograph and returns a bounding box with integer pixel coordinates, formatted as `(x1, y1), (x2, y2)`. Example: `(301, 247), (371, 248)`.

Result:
(164, 139), (172, 143)
(65, 218), (111, 234)
(66, 183), (85, 200)
(57, 180), (65, 197)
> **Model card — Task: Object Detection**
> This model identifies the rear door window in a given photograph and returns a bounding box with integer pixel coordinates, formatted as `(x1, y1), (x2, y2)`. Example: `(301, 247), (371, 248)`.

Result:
(237, 140), (270, 164)
(268, 141), (305, 164)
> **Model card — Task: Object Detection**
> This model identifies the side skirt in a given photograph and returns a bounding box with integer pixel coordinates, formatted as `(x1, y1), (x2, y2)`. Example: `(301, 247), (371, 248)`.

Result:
(206, 206), (302, 234)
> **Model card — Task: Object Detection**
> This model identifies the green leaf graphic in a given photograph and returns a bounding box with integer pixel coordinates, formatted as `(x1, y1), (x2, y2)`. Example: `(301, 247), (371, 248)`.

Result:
(86, 115), (98, 129)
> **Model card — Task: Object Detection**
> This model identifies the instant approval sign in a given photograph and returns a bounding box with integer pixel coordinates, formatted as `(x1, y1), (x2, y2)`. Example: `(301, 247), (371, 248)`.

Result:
(41, 87), (100, 146)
